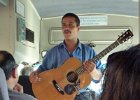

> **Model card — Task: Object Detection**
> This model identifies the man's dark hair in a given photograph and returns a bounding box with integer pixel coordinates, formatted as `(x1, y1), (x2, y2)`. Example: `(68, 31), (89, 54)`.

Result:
(0, 51), (17, 80)
(61, 13), (80, 26)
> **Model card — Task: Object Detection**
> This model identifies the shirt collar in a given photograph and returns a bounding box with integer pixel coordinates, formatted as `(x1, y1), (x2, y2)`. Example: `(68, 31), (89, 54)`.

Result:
(59, 39), (82, 50)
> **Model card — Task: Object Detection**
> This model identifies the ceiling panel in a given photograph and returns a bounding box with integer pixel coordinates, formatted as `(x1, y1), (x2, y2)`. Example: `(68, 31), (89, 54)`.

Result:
(31, 0), (139, 18)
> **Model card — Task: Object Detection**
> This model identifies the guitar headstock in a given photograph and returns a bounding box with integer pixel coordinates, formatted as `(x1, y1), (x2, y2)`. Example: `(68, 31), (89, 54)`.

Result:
(117, 29), (133, 44)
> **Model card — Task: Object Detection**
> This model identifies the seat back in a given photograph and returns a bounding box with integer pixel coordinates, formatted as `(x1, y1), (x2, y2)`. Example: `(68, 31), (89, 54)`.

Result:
(0, 68), (9, 100)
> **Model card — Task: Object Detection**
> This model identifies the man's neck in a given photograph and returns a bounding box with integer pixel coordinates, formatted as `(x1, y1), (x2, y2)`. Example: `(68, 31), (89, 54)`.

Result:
(64, 39), (78, 53)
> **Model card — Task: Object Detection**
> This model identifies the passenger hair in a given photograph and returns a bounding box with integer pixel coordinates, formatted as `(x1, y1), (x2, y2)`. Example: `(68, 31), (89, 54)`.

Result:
(100, 44), (140, 100)
(21, 66), (34, 76)
(0, 51), (17, 80)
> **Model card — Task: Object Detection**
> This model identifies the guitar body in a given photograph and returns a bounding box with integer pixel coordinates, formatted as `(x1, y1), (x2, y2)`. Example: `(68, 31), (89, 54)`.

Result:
(32, 57), (92, 100)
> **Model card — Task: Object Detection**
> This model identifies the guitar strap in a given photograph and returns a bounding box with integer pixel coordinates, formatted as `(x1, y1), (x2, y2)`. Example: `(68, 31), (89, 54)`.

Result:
(81, 44), (85, 62)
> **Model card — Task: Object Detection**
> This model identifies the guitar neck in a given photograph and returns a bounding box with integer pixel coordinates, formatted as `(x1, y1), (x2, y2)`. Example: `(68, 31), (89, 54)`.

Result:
(75, 40), (120, 75)
(92, 40), (120, 63)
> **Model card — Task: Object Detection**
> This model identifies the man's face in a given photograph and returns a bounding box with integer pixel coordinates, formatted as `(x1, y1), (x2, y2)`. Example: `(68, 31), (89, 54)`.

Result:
(62, 16), (80, 40)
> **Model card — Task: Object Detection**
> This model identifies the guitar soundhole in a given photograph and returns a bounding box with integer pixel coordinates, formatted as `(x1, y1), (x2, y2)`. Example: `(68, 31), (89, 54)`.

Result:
(67, 71), (78, 83)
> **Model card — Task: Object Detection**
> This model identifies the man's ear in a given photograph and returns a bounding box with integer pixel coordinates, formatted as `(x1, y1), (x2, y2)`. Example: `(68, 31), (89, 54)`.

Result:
(77, 26), (80, 31)
(12, 68), (17, 78)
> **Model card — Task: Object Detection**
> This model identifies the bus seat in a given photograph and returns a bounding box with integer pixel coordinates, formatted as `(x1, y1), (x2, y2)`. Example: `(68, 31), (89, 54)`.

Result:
(0, 68), (9, 100)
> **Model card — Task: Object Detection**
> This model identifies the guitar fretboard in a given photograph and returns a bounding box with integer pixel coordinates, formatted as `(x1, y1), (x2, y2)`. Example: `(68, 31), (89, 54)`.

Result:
(93, 41), (119, 63)
(75, 40), (120, 75)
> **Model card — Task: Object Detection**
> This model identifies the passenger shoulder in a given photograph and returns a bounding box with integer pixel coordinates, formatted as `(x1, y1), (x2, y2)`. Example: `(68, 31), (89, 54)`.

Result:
(8, 89), (36, 100)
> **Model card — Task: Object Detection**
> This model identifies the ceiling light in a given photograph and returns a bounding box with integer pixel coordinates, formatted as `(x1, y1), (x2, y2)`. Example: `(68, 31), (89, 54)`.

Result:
(132, 0), (139, 2)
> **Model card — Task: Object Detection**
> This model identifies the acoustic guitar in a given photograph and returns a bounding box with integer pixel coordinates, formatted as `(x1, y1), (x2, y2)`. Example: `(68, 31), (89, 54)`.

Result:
(32, 29), (133, 100)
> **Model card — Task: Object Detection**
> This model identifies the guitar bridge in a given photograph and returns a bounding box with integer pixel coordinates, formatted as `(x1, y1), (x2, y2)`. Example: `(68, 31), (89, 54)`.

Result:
(52, 80), (64, 95)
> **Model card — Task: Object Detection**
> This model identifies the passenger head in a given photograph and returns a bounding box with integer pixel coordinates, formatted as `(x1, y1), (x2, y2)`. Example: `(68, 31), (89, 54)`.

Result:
(0, 51), (18, 80)
(100, 44), (140, 100)
(21, 66), (34, 76)
(61, 13), (80, 40)
(0, 51), (19, 88)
